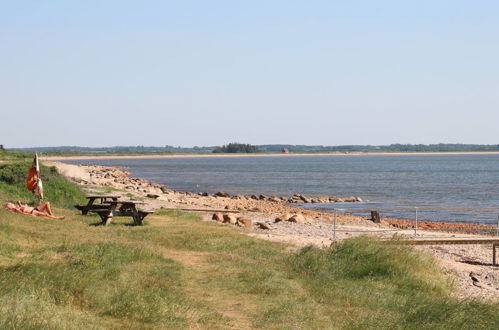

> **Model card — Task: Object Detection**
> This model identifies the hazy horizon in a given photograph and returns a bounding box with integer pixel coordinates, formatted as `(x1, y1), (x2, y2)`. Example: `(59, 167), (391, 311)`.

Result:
(2, 1), (498, 148)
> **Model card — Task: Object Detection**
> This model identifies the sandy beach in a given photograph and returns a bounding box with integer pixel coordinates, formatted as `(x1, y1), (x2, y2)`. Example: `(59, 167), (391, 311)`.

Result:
(41, 151), (499, 161)
(46, 160), (499, 301)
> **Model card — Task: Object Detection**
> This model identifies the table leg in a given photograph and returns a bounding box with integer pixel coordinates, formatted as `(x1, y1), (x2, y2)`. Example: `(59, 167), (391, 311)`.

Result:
(102, 203), (117, 226)
(130, 205), (143, 226)
(82, 198), (95, 215)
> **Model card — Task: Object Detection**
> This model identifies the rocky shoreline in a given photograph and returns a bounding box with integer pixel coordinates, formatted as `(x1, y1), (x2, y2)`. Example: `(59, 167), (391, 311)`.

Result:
(48, 161), (499, 301)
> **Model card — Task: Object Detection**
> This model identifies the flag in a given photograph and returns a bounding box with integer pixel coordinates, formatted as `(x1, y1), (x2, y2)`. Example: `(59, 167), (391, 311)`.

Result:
(27, 153), (43, 200)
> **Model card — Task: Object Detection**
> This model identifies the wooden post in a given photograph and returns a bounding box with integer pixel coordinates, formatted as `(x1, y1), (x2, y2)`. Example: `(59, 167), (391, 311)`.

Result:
(371, 210), (381, 223)
(494, 244), (497, 266)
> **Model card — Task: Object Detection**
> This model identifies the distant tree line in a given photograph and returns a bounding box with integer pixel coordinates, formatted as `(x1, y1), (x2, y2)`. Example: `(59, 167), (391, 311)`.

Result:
(10, 143), (499, 155)
(212, 143), (260, 153)
(258, 144), (499, 153)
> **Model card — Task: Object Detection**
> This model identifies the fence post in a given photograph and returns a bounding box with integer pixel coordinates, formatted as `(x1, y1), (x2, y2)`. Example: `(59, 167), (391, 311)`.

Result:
(333, 209), (337, 241)
(414, 207), (419, 237)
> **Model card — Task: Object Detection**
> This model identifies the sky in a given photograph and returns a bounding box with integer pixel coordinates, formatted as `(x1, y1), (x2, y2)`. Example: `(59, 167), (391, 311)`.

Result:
(1, 1), (498, 148)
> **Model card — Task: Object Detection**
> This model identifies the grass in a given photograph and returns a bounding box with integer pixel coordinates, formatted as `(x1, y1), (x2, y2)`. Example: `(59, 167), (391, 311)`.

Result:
(0, 159), (498, 329)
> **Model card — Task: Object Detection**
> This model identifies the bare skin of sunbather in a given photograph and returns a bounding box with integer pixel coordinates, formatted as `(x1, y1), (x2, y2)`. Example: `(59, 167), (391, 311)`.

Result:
(5, 201), (65, 219)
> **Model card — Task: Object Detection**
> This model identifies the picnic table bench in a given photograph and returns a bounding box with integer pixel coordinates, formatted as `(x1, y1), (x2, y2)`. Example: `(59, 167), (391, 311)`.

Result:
(75, 196), (154, 226)
(75, 195), (121, 215)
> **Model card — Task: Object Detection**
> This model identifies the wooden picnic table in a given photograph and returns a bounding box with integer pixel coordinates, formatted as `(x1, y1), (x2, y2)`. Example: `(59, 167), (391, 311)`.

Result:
(75, 195), (121, 215)
(90, 200), (153, 226)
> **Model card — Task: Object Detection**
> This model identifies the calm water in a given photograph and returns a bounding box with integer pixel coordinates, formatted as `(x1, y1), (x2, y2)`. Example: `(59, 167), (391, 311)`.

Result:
(64, 154), (499, 224)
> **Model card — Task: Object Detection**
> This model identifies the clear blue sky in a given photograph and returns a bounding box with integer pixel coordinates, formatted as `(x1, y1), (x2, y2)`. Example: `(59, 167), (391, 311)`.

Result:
(1, 1), (498, 148)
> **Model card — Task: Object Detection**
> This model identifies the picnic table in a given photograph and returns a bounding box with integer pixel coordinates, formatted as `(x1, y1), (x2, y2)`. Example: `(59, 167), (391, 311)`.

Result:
(75, 195), (121, 215)
(89, 200), (154, 226)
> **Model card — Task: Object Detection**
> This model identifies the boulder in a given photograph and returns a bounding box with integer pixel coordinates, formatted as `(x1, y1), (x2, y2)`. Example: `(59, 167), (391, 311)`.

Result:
(237, 218), (253, 228)
(212, 212), (224, 222)
(289, 214), (306, 224)
(146, 194), (160, 199)
(215, 191), (230, 198)
(299, 195), (312, 203)
(223, 213), (239, 224)
(258, 222), (272, 230)
(275, 213), (292, 222)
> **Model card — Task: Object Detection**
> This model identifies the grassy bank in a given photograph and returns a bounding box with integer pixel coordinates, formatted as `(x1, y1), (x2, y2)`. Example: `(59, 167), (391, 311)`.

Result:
(0, 160), (497, 329)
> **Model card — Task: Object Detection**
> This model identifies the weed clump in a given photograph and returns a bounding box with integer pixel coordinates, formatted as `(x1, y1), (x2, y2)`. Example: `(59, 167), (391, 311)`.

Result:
(290, 237), (499, 328)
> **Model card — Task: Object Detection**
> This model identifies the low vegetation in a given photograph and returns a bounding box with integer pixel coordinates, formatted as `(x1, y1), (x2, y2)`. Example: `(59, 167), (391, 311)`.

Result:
(0, 154), (497, 329)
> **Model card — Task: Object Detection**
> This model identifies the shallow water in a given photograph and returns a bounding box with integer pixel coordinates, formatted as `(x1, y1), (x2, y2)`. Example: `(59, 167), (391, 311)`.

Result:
(64, 154), (499, 224)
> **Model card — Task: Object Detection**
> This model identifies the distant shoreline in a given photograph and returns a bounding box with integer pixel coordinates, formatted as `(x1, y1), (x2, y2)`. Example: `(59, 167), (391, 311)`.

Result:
(42, 151), (499, 161)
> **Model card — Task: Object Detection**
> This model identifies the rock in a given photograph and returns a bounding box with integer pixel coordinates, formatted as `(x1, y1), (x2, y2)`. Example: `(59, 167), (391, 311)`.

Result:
(258, 222), (272, 230)
(289, 214), (306, 224)
(269, 197), (281, 203)
(470, 272), (481, 283)
(275, 213), (292, 222)
(301, 197), (312, 203)
(200, 192), (209, 196)
(238, 218), (253, 228)
(212, 212), (224, 222)
(146, 194), (160, 199)
(250, 195), (259, 200)
(318, 196), (330, 203)
(259, 194), (268, 201)
(223, 214), (239, 224)
(215, 191), (230, 198)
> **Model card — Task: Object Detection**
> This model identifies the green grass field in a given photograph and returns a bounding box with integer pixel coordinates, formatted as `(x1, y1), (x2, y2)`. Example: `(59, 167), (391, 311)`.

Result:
(0, 158), (497, 329)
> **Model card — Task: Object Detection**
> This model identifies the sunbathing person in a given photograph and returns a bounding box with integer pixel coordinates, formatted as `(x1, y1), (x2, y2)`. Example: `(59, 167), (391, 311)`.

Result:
(5, 201), (65, 219)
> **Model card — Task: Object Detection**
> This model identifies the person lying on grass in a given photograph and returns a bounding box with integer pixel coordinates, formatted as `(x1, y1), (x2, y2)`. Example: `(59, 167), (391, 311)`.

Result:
(5, 201), (65, 219)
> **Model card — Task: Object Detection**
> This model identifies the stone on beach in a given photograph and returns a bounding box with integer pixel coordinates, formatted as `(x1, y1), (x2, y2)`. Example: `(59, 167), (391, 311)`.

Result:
(258, 222), (272, 230)
(237, 218), (253, 228)
(275, 213), (292, 222)
(223, 213), (239, 224)
(212, 212), (224, 222)
(289, 214), (306, 224)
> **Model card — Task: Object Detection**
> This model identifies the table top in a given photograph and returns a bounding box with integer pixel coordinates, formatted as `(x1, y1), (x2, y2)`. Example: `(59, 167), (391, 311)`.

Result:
(86, 195), (121, 199)
(103, 200), (145, 205)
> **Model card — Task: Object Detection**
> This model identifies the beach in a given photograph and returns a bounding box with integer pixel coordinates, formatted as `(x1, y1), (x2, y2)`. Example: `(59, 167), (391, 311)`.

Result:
(47, 160), (499, 300)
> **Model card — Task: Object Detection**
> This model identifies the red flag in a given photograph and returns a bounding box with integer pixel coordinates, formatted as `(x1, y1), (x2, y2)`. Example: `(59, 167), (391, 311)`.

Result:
(27, 153), (43, 200)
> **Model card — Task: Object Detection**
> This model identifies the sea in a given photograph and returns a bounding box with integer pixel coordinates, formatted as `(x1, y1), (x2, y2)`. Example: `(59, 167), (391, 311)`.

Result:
(63, 154), (499, 225)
